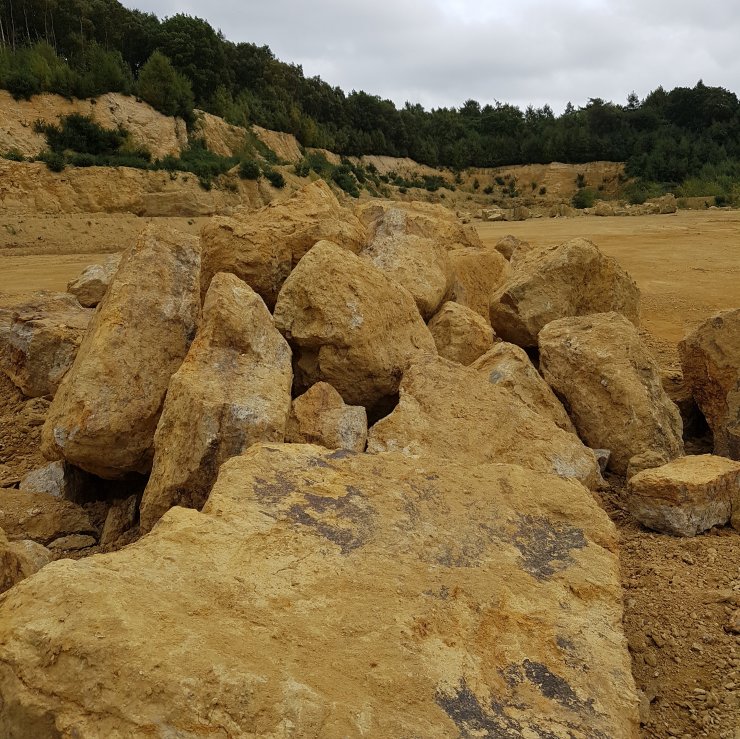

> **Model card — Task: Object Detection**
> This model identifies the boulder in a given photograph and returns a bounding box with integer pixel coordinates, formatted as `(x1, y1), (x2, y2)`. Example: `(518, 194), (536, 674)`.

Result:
(19, 460), (90, 500)
(359, 207), (451, 318)
(139, 273), (292, 532)
(444, 245), (510, 321)
(627, 455), (740, 536)
(0, 528), (52, 594)
(507, 205), (531, 221)
(493, 234), (527, 260)
(539, 313), (684, 474)
(273, 240), (436, 408)
(594, 202), (615, 217)
(679, 309), (740, 459)
(285, 382), (367, 451)
(200, 180), (366, 306)
(41, 224), (201, 479)
(427, 301), (495, 365)
(66, 254), (121, 308)
(0, 292), (93, 397)
(549, 203), (575, 218)
(100, 495), (138, 549)
(0, 444), (638, 737)
(0, 489), (95, 545)
(471, 342), (576, 433)
(490, 238), (641, 347)
(626, 451), (671, 480)
(368, 354), (603, 489)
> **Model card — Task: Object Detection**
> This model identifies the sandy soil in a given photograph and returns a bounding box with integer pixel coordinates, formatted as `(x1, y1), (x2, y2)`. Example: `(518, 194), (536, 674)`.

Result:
(0, 208), (739, 737)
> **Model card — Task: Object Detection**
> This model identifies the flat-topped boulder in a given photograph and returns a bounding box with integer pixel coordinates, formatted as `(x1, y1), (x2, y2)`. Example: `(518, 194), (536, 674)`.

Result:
(0, 443), (638, 737)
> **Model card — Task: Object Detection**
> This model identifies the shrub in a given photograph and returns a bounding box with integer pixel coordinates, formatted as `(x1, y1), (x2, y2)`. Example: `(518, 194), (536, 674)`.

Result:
(495, 176), (505, 186)
(575, 173), (586, 188)
(38, 150), (65, 172)
(239, 158), (261, 180)
(137, 51), (194, 119)
(69, 152), (97, 167)
(539, 186), (547, 195)
(2, 149), (25, 162)
(331, 164), (360, 197)
(473, 178), (480, 190)
(34, 114), (126, 155)
(483, 185), (494, 194)
(572, 187), (597, 209)
(6, 69), (41, 100)
(264, 168), (285, 188)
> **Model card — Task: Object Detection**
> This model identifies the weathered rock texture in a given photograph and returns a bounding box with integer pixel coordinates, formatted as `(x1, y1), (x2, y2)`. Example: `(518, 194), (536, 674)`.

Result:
(200, 180), (366, 306)
(471, 342), (576, 433)
(444, 245), (510, 320)
(0, 292), (93, 397)
(0, 528), (52, 594)
(253, 124), (303, 163)
(274, 240), (436, 407)
(627, 455), (740, 536)
(368, 355), (602, 489)
(539, 313), (684, 474)
(494, 234), (529, 260)
(41, 224), (201, 479)
(0, 444), (638, 737)
(285, 383), (367, 451)
(191, 110), (248, 157)
(19, 461), (89, 500)
(428, 301), (495, 365)
(679, 309), (740, 459)
(490, 238), (641, 347)
(139, 273), (292, 531)
(67, 254), (121, 307)
(359, 206), (451, 318)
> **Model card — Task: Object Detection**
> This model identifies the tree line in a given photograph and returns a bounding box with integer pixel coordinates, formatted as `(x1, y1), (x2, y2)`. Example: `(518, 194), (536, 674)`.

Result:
(1, 0), (739, 194)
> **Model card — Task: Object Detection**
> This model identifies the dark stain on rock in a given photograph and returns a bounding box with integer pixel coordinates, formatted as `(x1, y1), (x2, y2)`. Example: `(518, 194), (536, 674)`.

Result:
(327, 448), (357, 461)
(252, 473), (297, 505)
(510, 514), (586, 579)
(522, 660), (591, 714)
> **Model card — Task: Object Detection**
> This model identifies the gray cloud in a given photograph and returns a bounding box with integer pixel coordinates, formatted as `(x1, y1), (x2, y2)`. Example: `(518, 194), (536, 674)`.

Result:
(124, 0), (740, 112)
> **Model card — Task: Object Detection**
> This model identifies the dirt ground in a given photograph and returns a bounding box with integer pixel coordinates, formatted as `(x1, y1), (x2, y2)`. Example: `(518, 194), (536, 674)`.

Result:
(0, 208), (739, 736)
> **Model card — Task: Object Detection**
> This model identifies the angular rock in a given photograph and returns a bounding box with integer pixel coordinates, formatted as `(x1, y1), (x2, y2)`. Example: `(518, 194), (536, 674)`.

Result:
(139, 273), (292, 532)
(0, 528), (52, 594)
(274, 240), (436, 408)
(41, 224), (201, 478)
(49, 534), (97, 552)
(286, 382), (367, 451)
(67, 254), (121, 308)
(19, 396), (50, 427)
(0, 489), (95, 545)
(427, 301), (495, 365)
(0, 444), (638, 737)
(490, 238), (641, 347)
(539, 313), (684, 474)
(200, 180), (366, 307)
(359, 206), (451, 318)
(679, 309), (740, 459)
(100, 495), (138, 549)
(627, 455), (740, 536)
(0, 292), (93, 397)
(626, 451), (671, 480)
(444, 245), (510, 321)
(471, 342), (576, 433)
(19, 461), (90, 500)
(368, 354), (603, 489)
(493, 234), (528, 260)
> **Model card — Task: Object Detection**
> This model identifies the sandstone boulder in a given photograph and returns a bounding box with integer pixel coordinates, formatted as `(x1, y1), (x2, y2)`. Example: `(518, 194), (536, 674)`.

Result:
(490, 238), (641, 347)
(627, 455), (740, 536)
(359, 206), (451, 318)
(66, 254), (121, 307)
(626, 451), (671, 480)
(444, 245), (510, 320)
(427, 301), (495, 365)
(0, 292), (93, 397)
(0, 528), (52, 594)
(0, 489), (95, 545)
(139, 273), (292, 531)
(368, 355), (603, 489)
(679, 309), (740, 459)
(286, 382), (367, 451)
(274, 240), (436, 408)
(0, 444), (638, 737)
(100, 495), (138, 550)
(539, 313), (684, 474)
(493, 234), (527, 260)
(471, 342), (576, 433)
(41, 224), (201, 479)
(200, 180), (366, 306)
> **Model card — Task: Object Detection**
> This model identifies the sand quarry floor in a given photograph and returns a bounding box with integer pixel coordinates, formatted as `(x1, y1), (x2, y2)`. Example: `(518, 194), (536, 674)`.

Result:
(1, 208), (740, 737)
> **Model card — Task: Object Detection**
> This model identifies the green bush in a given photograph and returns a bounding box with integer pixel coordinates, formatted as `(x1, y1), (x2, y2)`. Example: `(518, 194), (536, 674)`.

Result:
(572, 187), (597, 209)
(69, 152), (97, 167)
(35, 114), (126, 155)
(6, 69), (41, 100)
(539, 186), (547, 195)
(264, 168), (285, 188)
(239, 158), (261, 180)
(331, 164), (359, 197)
(137, 51), (194, 119)
(483, 185), (494, 194)
(2, 149), (25, 162)
(38, 150), (66, 172)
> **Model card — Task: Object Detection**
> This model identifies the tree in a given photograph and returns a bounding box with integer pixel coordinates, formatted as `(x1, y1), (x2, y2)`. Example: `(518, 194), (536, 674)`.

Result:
(137, 50), (193, 119)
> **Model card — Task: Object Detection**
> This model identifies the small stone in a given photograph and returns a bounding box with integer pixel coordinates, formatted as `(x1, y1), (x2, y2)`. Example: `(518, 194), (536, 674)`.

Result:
(49, 534), (97, 551)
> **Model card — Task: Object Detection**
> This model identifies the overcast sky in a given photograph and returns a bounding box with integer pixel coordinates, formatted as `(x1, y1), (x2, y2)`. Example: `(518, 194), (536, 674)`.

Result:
(123, 0), (740, 113)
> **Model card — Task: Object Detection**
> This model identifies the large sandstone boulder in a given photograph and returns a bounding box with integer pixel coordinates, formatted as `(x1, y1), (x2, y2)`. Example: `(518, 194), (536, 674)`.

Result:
(627, 455), (740, 536)
(41, 224), (201, 479)
(0, 527), (52, 594)
(285, 382), (367, 451)
(427, 301), (495, 365)
(200, 180), (366, 306)
(67, 254), (121, 308)
(444, 245), (510, 320)
(274, 240), (436, 408)
(139, 273), (292, 532)
(368, 355), (603, 489)
(679, 309), (740, 459)
(0, 444), (638, 737)
(0, 292), (93, 397)
(490, 238), (641, 347)
(471, 342), (576, 433)
(359, 206), (451, 318)
(539, 313), (684, 474)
